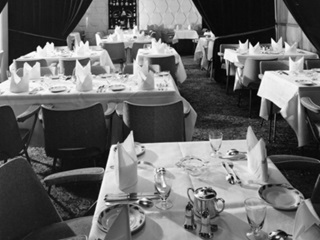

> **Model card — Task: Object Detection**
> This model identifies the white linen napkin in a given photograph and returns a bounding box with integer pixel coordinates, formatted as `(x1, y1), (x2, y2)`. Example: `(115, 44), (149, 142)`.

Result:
(271, 37), (283, 52)
(249, 42), (261, 55)
(115, 131), (138, 191)
(104, 204), (132, 240)
(289, 57), (304, 72)
(24, 62), (41, 80)
(285, 42), (298, 54)
(136, 60), (154, 90)
(9, 62), (39, 93)
(100, 50), (115, 72)
(246, 126), (268, 182)
(74, 41), (90, 56)
(238, 40), (249, 52)
(133, 25), (139, 36)
(75, 60), (93, 92)
(188, 25), (191, 30)
(36, 46), (48, 57)
(45, 42), (55, 53)
(294, 199), (320, 240)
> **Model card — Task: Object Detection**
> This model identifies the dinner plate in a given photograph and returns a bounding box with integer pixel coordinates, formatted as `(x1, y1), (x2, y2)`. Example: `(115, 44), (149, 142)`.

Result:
(295, 79), (315, 86)
(109, 84), (125, 91)
(258, 184), (304, 210)
(49, 86), (67, 93)
(97, 204), (146, 234)
(114, 142), (145, 157)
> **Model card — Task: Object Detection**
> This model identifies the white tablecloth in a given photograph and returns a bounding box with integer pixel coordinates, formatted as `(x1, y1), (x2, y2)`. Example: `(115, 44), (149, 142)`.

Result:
(89, 140), (296, 240)
(136, 48), (187, 84)
(0, 74), (196, 146)
(172, 30), (199, 44)
(258, 70), (320, 147)
(194, 37), (215, 70)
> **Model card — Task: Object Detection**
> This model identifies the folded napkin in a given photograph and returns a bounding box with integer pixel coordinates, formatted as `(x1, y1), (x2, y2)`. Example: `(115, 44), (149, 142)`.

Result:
(289, 56), (304, 72)
(271, 37), (283, 52)
(75, 60), (93, 92)
(249, 42), (261, 55)
(285, 42), (298, 54)
(108, 33), (118, 42)
(188, 25), (191, 30)
(151, 38), (167, 54)
(133, 25), (139, 36)
(100, 50), (115, 72)
(136, 60), (154, 90)
(36, 46), (48, 57)
(24, 62), (41, 79)
(246, 126), (268, 182)
(115, 131), (138, 190)
(74, 41), (90, 56)
(294, 199), (320, 240)
(136, 32), (145, 41)
(103, 204), (132, 240)
(238, 40), (249, 52)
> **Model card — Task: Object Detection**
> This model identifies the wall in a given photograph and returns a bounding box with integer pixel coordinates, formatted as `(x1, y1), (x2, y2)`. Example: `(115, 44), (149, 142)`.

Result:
(74, 0), (202, 45)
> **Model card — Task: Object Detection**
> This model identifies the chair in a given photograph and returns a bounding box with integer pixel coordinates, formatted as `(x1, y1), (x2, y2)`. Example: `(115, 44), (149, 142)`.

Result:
(123, 64), (133, 74)
(305, 59), (320, 69)
(100, 42), (126, 71)
(16, 66), (54, 77)
(41, 103), (111, 171)
(121, 100), (186, 143)
(203, 39), (214, 79)
(131, 41), (151, 62)
(59, 58), (91, 76)
(66, 32), (81, 50)
(217, 43), (238, 94)
(144, 55), (178, 84)
(91, 65), (107, 75)
(259, 60), (289, 141)
(0, 158), (94, 240)
(15, 58), (48, 69)
(0, 105), (40, 163)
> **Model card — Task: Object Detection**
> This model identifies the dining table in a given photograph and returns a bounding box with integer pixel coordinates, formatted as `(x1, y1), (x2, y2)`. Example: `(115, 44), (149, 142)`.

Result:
(172, 30), (199, 44)
(258, 69), (320, 147)
(0, 73), (196, 146)
(136, 48), (187, 84)
(88, 140), (298, 240)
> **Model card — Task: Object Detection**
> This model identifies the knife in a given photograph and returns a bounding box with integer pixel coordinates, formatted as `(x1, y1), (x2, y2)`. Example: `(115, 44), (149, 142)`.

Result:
(104, 192), (160, 202)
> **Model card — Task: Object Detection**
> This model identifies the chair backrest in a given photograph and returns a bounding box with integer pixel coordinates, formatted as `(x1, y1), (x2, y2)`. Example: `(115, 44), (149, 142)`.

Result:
(15, 58), (48, 69)
(66, 32), (81, 50)
(16, 66), (54, 77)
(100, 42), (126, 64)
(131, 41), (151, 62)
(122, 100), (185, 143)
(91, 65), (107, 75)
(41, 103), (108, 159)
(144, 55), (177, 83)
(0, 105), (25, 161)
(219, 43), (239, 59)
(0, 158), (62, 240)
(59, 57), (90, 76)
(207, 40), (215, 61)
(260, 60), (289, 74)
(123, 64), (133, 74)
(305, 59), (320, 70)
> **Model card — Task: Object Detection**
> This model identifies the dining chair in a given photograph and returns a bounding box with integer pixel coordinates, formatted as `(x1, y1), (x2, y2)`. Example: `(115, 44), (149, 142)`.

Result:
(131, 41), (151, 62)
(91, 65), (107, 75)
(0, 104), (40, 163)
(100, 42), (126, 71)
(41, 103), (112, 172)
(121, 100), (185, 143)
(59, 57), (91, 76)
(16, 66), (54, 77)
(15, 58), (48, 69)
(203, 39), (214, 79)
(144, 55), (178, 84)
(305, 59), (320, 69)
(123, 64), (133, 74)
(259, 60), (289, 142)
(66, 32), (81, 50)
(0, 157), (94, 240)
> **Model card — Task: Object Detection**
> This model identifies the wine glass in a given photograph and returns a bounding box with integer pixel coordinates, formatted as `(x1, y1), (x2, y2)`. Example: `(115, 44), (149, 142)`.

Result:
(208, 130), (223, 158)
(244, 197), (268, 240)
(154, 168), (173, 210)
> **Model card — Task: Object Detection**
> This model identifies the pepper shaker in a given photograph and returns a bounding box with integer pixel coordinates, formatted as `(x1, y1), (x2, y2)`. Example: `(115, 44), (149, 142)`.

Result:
(184, 202), (196, 230)
(199, 209), (213, 239)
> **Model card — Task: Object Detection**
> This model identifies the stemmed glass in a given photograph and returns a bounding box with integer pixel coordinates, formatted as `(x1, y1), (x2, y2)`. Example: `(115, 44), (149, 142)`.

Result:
(154, 167), (173, 210)
(244, 197), (268, 240)
(208, 130), (223, 158)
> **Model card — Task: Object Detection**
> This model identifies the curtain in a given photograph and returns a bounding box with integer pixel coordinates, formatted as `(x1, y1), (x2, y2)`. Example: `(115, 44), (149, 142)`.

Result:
(282, 0), (320, 53)
(8, 0), (92, 63)
(0, 0), (8, 13)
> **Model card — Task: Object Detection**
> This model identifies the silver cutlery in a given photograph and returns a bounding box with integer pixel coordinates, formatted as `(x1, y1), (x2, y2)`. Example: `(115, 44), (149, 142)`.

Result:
(222, 162), (235, 185)
(227, 162), (242, 185)
(104, 192), (160, 202)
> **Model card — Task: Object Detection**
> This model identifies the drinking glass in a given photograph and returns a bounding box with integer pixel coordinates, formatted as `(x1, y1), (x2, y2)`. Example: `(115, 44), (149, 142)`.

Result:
(208, 130), (223, 158)
(154, 168), (173, 210)
(244, 197), (268, 240)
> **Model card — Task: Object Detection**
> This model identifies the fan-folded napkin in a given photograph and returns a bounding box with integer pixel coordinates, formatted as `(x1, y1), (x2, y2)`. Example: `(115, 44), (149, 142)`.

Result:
(36, 42), (55, 57)
(285, 42), (297, 54)
(151, 38), (167, 54)
(246, 126), (268, 182)
(133, 25), (139, 36)
(249, 42), (261, 55)
(103, 204), (132, 240)
(100, 50), (115, 71)
(289, 57), (304, 72)
(238, 40), (249, 52)
(135, 60), (154, 90)
(294, 199), (320, 240)
(74, 41), (90, 56)
(75, 60), (93, 92)
(271, 37), (283, 52)
(115, 131), (138, 191)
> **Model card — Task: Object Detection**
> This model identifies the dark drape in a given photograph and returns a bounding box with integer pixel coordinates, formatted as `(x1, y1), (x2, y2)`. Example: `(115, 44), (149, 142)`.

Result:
(192, 0), (276, 80)
(8, 0), (92, 63)
(283, 0), (320, 52)
(0, 0), (8, 13)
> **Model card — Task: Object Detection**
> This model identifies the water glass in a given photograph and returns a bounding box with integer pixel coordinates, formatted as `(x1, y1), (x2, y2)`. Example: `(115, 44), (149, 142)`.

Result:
(208, 130), (223, 158)
(154, 168), (173, 210)
(244, 197), (268, 240)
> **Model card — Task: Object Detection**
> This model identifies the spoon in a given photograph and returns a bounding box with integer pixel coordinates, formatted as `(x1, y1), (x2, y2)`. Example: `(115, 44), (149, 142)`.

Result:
(222, 162), (235, 184)
(137, 197), (154, 208)
(269, 229), (292, 240)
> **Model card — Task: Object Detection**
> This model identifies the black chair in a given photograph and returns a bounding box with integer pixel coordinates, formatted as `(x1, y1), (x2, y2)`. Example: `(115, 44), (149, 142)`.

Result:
(305, 59), (320, 70)
(59, 58), (91, 76)
(100, 42), (126, 71)
(131, 41), (151, 62)
(15, 58), (48, 69)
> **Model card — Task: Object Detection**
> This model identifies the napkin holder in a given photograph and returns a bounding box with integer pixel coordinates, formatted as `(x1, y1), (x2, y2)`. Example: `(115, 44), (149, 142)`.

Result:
(10, 71), (29, 93)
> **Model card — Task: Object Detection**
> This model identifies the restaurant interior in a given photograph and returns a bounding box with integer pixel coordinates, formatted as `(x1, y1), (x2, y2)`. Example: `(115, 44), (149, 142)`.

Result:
(1, 0), (320, 240)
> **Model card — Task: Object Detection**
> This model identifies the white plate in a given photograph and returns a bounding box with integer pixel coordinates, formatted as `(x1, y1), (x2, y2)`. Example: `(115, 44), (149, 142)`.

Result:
(49, 86), (67, 93)
(295, 79), (315, 86)
(114, 142), (145, 157)
(97, 204), (145, 234)
(258, 184), (304, 210)
(109, 84), (125, 91)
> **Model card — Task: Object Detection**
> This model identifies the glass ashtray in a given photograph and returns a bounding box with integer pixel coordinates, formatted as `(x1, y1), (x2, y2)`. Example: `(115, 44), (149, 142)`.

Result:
(176, 155), (206, 176)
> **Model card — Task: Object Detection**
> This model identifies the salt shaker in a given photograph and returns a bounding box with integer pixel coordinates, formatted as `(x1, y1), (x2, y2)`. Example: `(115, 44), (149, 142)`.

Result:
(184, 202), (196, 230)
(199, 209), (213, 239)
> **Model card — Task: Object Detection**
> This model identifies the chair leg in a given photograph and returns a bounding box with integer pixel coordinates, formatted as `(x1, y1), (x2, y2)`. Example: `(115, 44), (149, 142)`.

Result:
(226, 63), (230, 95)
(273, 113), (277, 142)
(24, 147), (31, 164)
(268, 103), (274, 142)
(249, 89), (252, 118)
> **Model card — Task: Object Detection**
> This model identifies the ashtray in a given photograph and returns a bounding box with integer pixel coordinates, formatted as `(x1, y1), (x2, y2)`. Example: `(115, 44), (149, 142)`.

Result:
(176, 156), (206, 176)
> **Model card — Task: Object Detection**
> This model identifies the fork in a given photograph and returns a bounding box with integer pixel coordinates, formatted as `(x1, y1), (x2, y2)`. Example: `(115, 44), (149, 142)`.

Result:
(227, 162), (242, 185)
